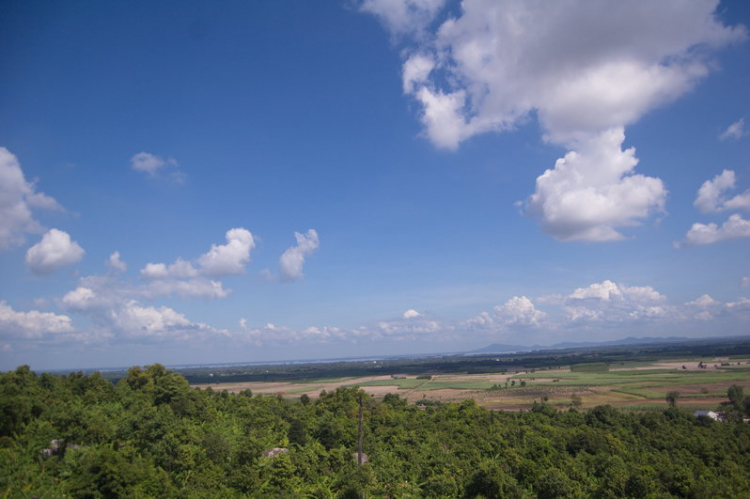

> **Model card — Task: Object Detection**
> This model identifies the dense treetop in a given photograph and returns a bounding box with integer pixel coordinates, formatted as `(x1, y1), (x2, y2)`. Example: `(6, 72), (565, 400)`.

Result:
(2, 365), (750, 497)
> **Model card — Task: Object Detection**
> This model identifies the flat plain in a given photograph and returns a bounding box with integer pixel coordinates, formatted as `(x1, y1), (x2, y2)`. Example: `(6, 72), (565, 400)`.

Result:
(192, 357), (750, 412)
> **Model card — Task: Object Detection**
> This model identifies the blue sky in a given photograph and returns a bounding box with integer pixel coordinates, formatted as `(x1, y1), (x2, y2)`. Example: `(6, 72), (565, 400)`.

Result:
(1, 0), (749, 371)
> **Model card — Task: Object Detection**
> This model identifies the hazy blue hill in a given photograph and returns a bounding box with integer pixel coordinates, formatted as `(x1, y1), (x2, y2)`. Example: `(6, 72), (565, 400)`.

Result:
(473, 336), (694, 354)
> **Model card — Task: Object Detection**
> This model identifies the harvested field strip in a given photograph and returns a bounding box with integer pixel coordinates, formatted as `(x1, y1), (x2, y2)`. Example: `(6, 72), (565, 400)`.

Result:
(417, 380), (495, 390)
(295, 377), (358, 384)
(579, 391), (645, 405)
(356, 379), (495, 390)
(611, 388), (658, 399)
(283, 385), (322, 394)
(516, 370), (750, 389)
(356, 379), (424, 389)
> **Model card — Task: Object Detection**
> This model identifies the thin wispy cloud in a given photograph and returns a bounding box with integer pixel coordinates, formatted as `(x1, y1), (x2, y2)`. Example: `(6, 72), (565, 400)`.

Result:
(719, 118), (748, 140)
(130, 152), (185, 183)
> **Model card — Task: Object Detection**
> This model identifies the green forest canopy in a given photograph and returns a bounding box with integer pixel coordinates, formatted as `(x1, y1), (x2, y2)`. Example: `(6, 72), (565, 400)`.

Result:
(2, 364), (750, 498)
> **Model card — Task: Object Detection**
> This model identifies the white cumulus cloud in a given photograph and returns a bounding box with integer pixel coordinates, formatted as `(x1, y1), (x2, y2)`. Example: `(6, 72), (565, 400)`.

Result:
(140, 278), (229, 300)
(107, 300), (227, 341)
(62, 287), (100, 311)
(686, 294), (720, 308)
(25, 229), (85, 275)
(402, 53), (435, 93)
(0, 147), (64, 249)
(465, 296), (546, 334)
(568, 280), (666, 304)
(694, 170), (750, 213)
(525, 128), (666, 241)
(59, 278), (227, 342)
(403, 309), (421, 319)
(679, 213), (750, 246)
(493, 296), (546, 326)
(140, 259), (198, 279)
(384, 0), (744, 149)
(564, 280), (669, 325)
(0, 301), (74, 339)
(198, 228), (255, 277)
(363, 0), (745, 241)
(107, 251), (127, 272)
(135, 228), (255, 299)
(279, 229), (320, 281)
(360, 0), (446, 37)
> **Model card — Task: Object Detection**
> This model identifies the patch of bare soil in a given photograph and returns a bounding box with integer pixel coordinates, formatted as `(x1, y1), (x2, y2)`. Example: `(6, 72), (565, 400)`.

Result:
(194, 374), (408, 398)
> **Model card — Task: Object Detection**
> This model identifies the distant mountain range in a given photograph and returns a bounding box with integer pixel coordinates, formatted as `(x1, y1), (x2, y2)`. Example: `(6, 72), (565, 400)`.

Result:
(471, 336), (693, 354)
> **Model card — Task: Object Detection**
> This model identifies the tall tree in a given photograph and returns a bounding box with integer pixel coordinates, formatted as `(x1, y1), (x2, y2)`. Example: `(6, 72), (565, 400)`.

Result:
(666, 391), (680, 408)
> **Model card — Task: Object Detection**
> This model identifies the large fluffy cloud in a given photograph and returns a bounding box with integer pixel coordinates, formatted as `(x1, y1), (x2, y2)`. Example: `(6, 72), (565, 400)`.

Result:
(60, 283), (226, 342)
(110, 300), (226, 341)
(567, 280), (665, 303)
(25, 229), (85, 275)
(525, 128), (666, 241)
(279, 229), (320, 281)
(197, 228), (255, 277)
(679, 170), (750, 246)
(362, 0), (745, 241)
(493, 296), (547, 326)
(465, 296), (546, 335)
(379, 0), (744, 149)
(137, 228), (255, 298)
(563, 280), (669, 324)
(0, 147), (64, 249)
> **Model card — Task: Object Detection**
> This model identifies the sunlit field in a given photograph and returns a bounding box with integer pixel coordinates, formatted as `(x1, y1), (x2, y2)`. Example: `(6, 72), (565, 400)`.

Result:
(194, 357), (750, 412)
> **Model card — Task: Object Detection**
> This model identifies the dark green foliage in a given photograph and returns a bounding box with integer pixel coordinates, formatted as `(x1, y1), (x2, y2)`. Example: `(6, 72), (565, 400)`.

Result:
(571, 393), (583, 408)
(464, 461), (523, 498)
(3, 365), (750, 497)
(666, 390), (680, 408)
(728, 384), (744, 407)
(288, 418), (308, 447)
(536, 467), (578, 498)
